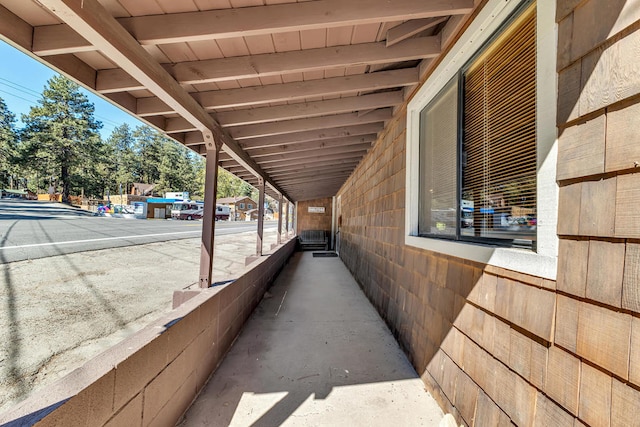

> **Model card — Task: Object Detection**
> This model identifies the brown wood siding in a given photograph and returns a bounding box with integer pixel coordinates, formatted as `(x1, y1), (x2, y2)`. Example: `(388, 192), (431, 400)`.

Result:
(336, 2), (640, 425)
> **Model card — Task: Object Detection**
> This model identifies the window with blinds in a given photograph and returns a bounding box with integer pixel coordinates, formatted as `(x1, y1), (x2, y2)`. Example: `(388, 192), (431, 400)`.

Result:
(418, 2), (536, 247)
(462, 4), (536, 245)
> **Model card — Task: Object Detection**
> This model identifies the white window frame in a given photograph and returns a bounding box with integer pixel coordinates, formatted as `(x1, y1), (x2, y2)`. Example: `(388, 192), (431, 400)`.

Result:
(405, 0), (558, 280)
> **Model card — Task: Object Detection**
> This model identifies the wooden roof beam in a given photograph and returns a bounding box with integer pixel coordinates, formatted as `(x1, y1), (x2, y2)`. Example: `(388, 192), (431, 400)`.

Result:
(263, 157), (363, 174)
(386, 17), (448, 47)
(237, 123), (383, 150)
(271, 165), (358, 180)
(137, 68), (419, 116)
(230, 109), (392, 140)
(245, 135), (376, 158)
(155, 92), (399, 134)
(215, 91), (404, 127)
(260, 151), (367, 169)
(36, 0), (289, 200)
(31, 0), (473, 55)
(96, 37), (440, 92)
(280, 172), (351, 184)
(224, 143), (371, 164)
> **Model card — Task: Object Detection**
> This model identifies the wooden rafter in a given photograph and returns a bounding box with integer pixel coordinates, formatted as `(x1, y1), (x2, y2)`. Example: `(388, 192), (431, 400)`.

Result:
(214, 91), (404, 127)
(229, 109), (392, 140)
(34, 0), (289, 200)
(95, 37), (440, 92)
(386, 17), (449, 47)
(237, 124), (384, 150)
(137, 68), (419, 116)
(31, 0), (473, 55)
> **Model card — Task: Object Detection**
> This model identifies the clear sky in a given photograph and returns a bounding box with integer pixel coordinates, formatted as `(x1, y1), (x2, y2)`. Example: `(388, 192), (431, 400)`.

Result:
(0, 40), (146, 139)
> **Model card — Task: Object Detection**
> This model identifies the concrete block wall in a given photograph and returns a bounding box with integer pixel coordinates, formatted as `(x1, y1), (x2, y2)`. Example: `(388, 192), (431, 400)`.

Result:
(0, 239), (296, 427)
(337, 2), (640, 425)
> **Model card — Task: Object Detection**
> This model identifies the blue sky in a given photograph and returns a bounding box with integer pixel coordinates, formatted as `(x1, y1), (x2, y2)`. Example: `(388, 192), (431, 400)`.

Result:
(0, 40), (146, 139)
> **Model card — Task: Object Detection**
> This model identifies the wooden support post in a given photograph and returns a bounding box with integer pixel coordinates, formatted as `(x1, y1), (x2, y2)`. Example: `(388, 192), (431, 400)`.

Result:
(256, 177), (265, 256)
(277, 193), (283, 245)
(285, 199), (290, 236)
(293, 202), (298, 236)
(199, 131), (221, 288)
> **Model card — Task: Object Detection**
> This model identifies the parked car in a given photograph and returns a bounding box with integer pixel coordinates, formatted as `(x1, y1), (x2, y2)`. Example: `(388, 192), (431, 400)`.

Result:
(179, 208), (203, 220)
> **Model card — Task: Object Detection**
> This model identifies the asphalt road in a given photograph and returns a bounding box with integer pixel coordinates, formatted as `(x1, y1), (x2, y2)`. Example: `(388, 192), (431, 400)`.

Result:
(0, 200), (276, 263)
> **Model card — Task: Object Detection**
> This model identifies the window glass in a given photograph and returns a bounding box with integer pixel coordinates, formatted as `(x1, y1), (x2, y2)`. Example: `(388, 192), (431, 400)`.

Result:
(417, 3), (536, 248)
(418, 78), (458, 237)
(461, 5), (536, 245)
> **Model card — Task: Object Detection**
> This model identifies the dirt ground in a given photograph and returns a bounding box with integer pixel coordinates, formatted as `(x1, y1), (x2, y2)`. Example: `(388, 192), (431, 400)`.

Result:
(0, 229), (279, 415)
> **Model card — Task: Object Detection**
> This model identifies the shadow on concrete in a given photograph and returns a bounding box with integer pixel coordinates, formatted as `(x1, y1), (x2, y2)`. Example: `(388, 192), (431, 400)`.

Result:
(0, 398), (69, 427)
(0, 221), (29, 403)
(181, 252), (440, 426)
(35, 221), (128, 330)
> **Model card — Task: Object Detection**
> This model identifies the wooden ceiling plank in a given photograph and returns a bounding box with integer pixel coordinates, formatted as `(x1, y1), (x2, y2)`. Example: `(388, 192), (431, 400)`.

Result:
(31, 0), (473, 54)
(279, 174), (351, 186)
(386, 17), (448, 47)
(96, 68), (143, 93)
(0, 4), (33, 51)
(246, 135), (375, 157)
(238, 123), (383, 149)
(170, 37), (440, 85)
(263, 157), (363, 173)
(137, 97), (173, 117)
(216, 90), (403, 126)
(272, 169), (357, 182)
(95, 37), (437, 92)
(266, 162), (360, 176)
(230, 108), (392, 140)
(226, 143), (371, 164)
(260, 151), (366, 168)
(269, 162), (360, 176)
(36, 0), (288, 200)
(193, 67), (418, 110)
(44, 53), (98, 89)
(166, 117), (197, 133)
(136, 67), (416, 117)
(33, 23), (92, 55)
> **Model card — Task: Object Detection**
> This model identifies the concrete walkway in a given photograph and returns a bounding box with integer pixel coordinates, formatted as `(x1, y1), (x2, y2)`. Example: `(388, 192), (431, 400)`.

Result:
(180, 252), (443, 426)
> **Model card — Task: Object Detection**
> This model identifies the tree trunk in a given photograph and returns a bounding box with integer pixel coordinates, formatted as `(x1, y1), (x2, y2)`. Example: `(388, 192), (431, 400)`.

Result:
(61, 164), (70, 204)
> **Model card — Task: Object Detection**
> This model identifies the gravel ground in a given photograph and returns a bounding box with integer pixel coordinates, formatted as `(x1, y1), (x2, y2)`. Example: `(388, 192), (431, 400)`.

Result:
(0, 229), (279, 414)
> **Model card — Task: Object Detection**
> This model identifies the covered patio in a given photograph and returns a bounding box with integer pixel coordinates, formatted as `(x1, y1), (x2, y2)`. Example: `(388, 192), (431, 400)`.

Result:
(180, 251), (443, 426)
(4, 0), (637, 426)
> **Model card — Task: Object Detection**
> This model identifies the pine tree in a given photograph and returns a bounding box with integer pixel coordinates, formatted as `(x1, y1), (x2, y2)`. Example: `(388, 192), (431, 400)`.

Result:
(20, 75), (102, 202)
(105, 123), (139, 194)
(133, 126), (163, 185)
(0, 97), (18, 188)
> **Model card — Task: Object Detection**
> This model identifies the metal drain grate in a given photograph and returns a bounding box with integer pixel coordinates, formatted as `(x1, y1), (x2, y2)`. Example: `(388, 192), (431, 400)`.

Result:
(312, 252), (338, 258)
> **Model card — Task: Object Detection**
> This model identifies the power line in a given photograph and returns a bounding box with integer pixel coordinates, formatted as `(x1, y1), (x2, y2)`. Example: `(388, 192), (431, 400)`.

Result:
(0, 88), (37, 105)
(0, 76), (42, 97)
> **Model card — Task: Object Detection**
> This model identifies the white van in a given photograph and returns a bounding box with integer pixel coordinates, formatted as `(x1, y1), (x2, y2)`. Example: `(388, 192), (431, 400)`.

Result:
(170, 201), (201, 219)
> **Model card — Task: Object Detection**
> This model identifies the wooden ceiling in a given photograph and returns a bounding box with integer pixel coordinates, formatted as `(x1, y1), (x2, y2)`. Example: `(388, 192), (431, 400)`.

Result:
(0, 0), (476, 201)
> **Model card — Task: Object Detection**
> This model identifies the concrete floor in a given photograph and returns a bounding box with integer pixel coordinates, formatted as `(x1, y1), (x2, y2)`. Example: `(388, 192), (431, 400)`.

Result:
(180, 251), (443, 426)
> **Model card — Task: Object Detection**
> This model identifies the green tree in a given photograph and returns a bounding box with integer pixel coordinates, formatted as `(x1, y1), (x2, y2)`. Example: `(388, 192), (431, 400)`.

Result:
(133, 126), (163, 185)
(20, 75), (102, 202)
(0, 97), (18, 188)
(216, 167), (253, 199)
(105, 123), (139, 194)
